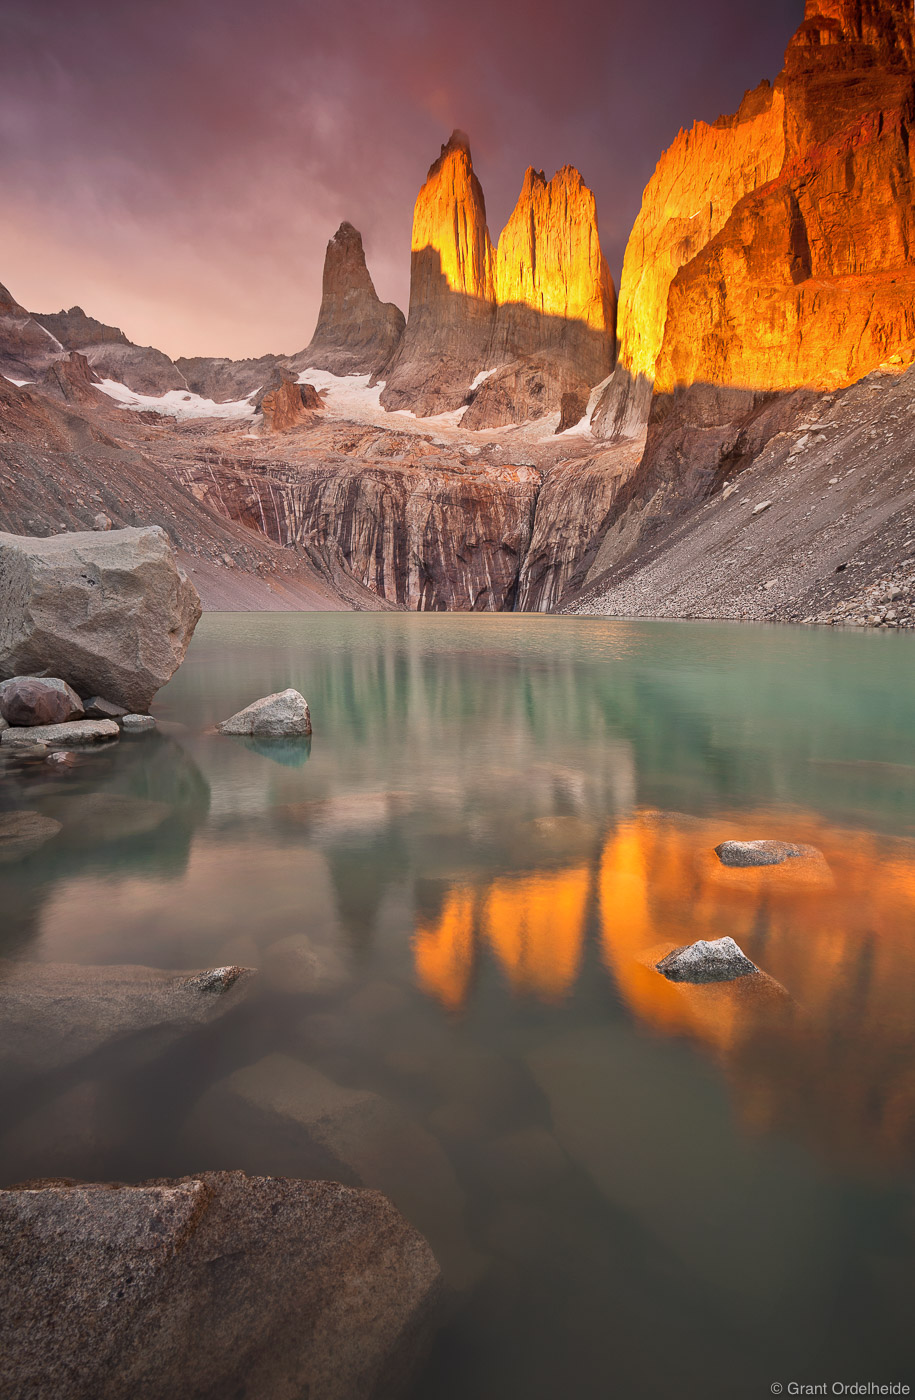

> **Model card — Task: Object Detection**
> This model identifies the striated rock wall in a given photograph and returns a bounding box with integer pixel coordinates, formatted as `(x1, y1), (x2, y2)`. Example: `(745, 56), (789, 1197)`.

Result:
(297, 222), (405, 378)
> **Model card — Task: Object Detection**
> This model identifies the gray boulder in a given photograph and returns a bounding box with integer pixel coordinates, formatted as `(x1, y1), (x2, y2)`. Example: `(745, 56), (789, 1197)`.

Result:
(656, 937), (758, 984)
(0, 1171), (442, 1400)
(0, 526), (201, 712)
(1, 718), (120, 748)
(218, 688), (312, 737)
(0, 675), (84, 726)
(83, 696), (127, 720)
(0, 961), (254, 1087)
(715, 839), (818, 867)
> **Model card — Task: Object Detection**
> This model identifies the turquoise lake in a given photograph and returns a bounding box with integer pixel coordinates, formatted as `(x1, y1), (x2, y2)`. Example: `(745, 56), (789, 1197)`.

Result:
(1, 613), (914, 1397)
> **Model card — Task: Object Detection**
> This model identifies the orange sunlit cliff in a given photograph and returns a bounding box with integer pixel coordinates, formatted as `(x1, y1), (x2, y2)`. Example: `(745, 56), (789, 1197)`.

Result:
(594, 0), (915, 438)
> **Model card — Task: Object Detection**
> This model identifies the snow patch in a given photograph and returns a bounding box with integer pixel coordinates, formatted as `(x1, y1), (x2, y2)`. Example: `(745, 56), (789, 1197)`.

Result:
(2, 375), (33, 387)
(95, 378), (256, 421)
(469, 367), (497, 391)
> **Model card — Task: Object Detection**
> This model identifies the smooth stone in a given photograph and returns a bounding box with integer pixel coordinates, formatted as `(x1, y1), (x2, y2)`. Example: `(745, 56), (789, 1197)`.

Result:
(83, 696), (128, 720)
(714, 839), (818, 868)
(0, 1171), (442, 1400)
(0, 961), (254, 1086)
(0, 810), (62, 863)
(0, 526), (200, 712)
(0, 719), (120, 748)
(218, 688), (312, 738)
(0, 675), (84, 727)
(122, 714), (157, 732)
(656, 936), (758, 984)
(191, 1053), (483, 1290)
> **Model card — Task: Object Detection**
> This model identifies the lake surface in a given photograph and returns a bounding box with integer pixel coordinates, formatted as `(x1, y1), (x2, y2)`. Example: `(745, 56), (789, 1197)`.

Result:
(2, 613), (914, 1397)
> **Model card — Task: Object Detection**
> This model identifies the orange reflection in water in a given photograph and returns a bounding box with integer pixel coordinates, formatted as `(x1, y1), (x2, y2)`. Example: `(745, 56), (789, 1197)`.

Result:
(483, 867), (589, 1002)
(413, 809), (915, 1171)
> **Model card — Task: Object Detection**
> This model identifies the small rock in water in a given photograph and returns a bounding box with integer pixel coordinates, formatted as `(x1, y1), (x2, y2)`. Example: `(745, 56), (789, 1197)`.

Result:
(83, 696), (128, 720)
(218, 688), (312, 738)
(46, 750), (79, 769)
(656, 937), (758, 984)
(0, 676), (85, 727)
(715, 839), (812, 867)
(121, 714), (156, 732)
(180, 966), (246, 994)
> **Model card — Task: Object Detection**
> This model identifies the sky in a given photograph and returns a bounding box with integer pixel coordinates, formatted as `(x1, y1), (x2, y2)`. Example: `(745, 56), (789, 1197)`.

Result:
(0, 0), (801, 359)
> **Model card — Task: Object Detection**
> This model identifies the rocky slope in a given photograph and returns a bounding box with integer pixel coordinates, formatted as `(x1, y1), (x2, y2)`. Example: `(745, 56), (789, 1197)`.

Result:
(33, 304), (188, 395)
(380, 133), (616, 425)
(296, 222), (405, 378)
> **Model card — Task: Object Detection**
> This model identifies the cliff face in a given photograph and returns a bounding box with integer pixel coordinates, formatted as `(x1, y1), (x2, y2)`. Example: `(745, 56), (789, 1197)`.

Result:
(380, 133), (616, 423)
(581, 0), (915, 596)
(297, 222), (405, 378)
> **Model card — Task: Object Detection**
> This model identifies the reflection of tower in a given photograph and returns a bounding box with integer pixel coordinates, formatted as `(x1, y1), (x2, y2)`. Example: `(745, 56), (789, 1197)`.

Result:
(413, 883), (481, 1013)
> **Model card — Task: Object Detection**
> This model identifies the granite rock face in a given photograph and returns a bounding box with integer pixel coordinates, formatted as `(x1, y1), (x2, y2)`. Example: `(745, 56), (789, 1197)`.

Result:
(218, 688), (313, 737)
(380, 132), (615, 421)
(0, 1171), (442, 1400)
(175, 352), (284, 403)
(298, 222), (405, 378)
(0, 526), (201, 712)
(0, 675), (85, 726)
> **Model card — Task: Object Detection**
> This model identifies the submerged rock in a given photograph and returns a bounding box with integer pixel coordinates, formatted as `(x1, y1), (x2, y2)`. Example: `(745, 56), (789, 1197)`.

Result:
(218, 688), (312, 738)
(0, 960), (255, 1087)
(656, 936), (758, 984)
(45, 750), (79, 769)
(0, 675), (84, 727)
(0, 718), (119, 748)
(0, 1171), (442, 1400)
(715, 839), (819, 868)
(192, 1053), (481, 1289)
(0, 810), (62, 863)
(0, 526), (201, 712)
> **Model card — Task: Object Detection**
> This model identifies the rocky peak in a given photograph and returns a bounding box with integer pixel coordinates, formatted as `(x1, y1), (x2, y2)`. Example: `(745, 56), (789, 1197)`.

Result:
(382, 135), (615, 420)
(33, 306), (131, 349)
(0, 282), (27, 317)
(296, 221), (404, 378)
(794, 0), (915, 65)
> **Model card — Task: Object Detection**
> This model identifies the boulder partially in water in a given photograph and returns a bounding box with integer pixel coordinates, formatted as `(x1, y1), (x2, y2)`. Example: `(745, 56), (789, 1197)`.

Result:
(0, 1171), (443, 1400)
(0, 718), (119, 748)
(0, 961), (254, 1087)
(218, 688), (312, 738)
(656, 937), (758, 984)
(0, 675), (84, 727)
(0, 526), (201, 713)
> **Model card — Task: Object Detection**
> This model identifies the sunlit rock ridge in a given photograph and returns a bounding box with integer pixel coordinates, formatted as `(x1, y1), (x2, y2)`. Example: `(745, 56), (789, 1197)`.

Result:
(594, 0), (915, 440)
(379, 131), (617, 425)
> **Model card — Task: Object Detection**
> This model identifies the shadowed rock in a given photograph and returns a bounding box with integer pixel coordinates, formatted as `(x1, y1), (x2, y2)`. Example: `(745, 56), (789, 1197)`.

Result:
(295, 222), (405, 378)
(0, 1171), (443, 1400)
(0, 676), (84, 727)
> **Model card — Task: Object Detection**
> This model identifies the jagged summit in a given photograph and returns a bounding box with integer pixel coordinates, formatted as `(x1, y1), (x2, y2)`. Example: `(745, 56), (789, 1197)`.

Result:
(294, 221), (405, 378)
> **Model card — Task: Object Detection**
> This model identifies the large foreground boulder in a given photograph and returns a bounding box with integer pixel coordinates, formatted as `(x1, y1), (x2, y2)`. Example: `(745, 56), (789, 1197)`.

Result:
(0, 1171), (442, 1400)
(0, 526), (201, 712)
